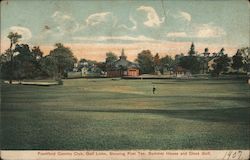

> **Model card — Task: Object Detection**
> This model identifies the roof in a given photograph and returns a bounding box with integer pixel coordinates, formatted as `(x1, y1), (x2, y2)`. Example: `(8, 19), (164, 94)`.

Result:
(113, 49), (139, 69)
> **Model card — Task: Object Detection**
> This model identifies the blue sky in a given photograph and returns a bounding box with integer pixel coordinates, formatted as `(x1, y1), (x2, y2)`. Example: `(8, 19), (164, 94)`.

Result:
(1, 0), (249, 61)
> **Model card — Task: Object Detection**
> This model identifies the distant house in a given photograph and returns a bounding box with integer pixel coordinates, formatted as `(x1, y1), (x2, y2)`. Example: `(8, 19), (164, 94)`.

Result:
(208, 57), (217, 72)
(107, 49), (140, 77)
(198, 56), (213, 74)
(81, 66), (88, 77)
(127, 65), (140, 77)
(174, 66), (191, 78)
(162, 67), (174, 76)
(73, 63), (78, 72)
(68, 61), (102, 78)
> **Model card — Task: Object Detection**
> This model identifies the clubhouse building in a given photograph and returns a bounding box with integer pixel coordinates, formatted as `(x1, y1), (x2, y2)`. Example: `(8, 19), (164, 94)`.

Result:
(107, 49), (140, 77)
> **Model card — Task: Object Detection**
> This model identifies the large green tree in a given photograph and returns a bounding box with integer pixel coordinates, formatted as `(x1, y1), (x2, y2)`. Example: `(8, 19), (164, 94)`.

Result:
(160, 55), (175, 72)
(13, 44), (34, 79)
(49, 43), (77, 78)
(179, 56), (201, 74)
(238, 47), (249, 72)
(188, 42), (196, 56)
(153, 53), (161, 72)
(232, 49), (244, 73)
(31, 46), (43, 61)
(212, 52), (231, 76)
(40, 55), (57, 78)
(105, 52), (117, 70)
(7, 32), (22, 83)
(136, 50), (154, 74)
(177, 43), (201, 74)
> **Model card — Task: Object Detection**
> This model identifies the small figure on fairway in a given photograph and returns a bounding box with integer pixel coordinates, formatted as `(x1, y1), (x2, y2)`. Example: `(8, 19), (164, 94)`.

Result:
(153, 86), (156, 94)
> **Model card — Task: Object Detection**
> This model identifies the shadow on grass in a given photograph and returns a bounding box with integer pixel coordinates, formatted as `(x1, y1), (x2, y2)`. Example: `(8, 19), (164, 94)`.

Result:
(153, 95), (250, 102)
(71, 107), (250, 123)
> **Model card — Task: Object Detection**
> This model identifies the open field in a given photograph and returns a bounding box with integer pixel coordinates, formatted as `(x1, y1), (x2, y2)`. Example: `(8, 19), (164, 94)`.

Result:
(1, 79), (249, 149)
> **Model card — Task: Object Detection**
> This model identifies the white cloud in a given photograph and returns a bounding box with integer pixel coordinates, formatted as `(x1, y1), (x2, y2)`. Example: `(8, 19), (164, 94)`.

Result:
(118, 15), (137, 31)
(9, 26), (32, 41)
(72, 35), (156, 42)
(51, 11), (79, 34)
(86, 12), (112, 26)
(175, 11), (191, 22)
(194, 23), (226, 38)
(167, 32), (188, 38)
(52, 11), (74, 22)
(166, 23), (226, 39)
(137, 6), (165, 27)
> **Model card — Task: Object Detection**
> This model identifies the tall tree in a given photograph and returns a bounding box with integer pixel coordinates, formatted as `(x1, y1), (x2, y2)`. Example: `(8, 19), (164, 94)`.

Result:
(179, 56), (201, 74)
(13, 44), (43, 79)
(160, 55), (175, 72)
(49, 43), (77, 78)
(105, 52), (117, 70)
(232, 49), (244, 73)
(136, 50), (154, 74)
(153, 53), (161, 72)
(188, 42), (196, 56)
(218, 48), (225, 56)
(238, 47), (249, 72)
(31, 46), (43, 61)
(7, 32), (22, 83)
(212, 53), (231, 77)
(40, 55), (57, 78)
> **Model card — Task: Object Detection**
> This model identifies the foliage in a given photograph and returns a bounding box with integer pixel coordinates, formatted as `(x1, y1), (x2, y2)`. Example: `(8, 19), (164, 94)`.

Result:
(153, 53), (161, 72)
(6, 32), (22, 83)
(238, 47), (249, 72)
(96, 62), (106, 72)
(160, 55), (175, 73)
(13, 44), (38, 79)
(7, 32), (22, 48)
(181, 43), (201, 74)
(105, 52), (118, 70)
(40, 55), (57, 78)
(232, 50), (244, 72)
(1, 44), (43, 80)
(136, 50), (154, 74)
(31, 46), (43, 61)
(49, 43), (77, 78)
(188, 43), (196, 56)
(179, 56), (201, 74)
(0, 50), (11, 64)
(105, 52), (118, 63)
(212, 54), (231, 76)
(218, 48), (225, 56)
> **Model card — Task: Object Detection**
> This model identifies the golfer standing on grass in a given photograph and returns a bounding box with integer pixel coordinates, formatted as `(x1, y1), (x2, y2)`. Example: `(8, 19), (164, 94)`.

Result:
(153, 85), (156, 94)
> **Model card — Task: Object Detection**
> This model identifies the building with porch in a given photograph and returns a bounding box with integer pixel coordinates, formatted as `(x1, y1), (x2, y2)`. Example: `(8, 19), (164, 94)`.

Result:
(107, 49), (140, 77)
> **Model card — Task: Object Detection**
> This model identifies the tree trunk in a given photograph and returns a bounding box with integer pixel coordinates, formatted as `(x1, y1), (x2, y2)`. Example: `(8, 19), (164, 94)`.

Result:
(9, 42), (13, 84)
(9, 53), (13, 84)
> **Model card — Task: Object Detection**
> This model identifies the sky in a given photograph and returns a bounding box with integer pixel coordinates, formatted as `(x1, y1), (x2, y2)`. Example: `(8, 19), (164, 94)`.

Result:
(1, 0), (249, 61)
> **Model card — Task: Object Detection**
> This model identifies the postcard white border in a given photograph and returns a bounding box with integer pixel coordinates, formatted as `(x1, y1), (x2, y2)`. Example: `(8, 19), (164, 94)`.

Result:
(1, 150), (250, 160)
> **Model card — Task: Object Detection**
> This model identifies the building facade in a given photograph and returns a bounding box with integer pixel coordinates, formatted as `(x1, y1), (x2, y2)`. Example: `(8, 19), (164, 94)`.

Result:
(107, 49), (140, 77)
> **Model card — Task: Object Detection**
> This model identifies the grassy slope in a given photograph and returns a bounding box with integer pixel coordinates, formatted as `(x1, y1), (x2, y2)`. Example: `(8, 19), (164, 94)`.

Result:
(1, 79), (249, 149)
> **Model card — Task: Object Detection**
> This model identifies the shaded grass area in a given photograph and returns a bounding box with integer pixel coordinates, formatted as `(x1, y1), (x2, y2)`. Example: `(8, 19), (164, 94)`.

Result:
(1, 79), (250, 149)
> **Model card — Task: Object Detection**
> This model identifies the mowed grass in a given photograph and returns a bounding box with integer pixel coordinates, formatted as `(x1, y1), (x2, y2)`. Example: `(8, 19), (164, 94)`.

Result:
(1, 79), (249, 149)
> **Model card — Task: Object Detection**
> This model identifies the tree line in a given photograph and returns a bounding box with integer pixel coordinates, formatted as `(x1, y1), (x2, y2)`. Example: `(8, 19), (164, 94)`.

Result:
(106, 43), (249, 76)
(0, 32), (77, 83)
(0, 32), (249, 83)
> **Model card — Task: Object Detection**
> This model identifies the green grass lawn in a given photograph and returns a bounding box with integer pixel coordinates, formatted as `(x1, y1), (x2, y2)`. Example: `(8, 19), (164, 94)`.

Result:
(1, 79), (249, 149)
